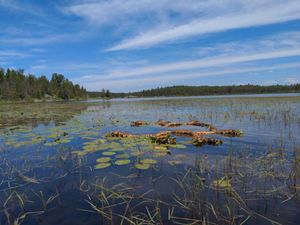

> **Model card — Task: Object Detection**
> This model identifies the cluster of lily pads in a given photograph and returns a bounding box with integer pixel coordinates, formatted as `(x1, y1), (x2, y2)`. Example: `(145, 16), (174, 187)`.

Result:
(1, 117), (243, 172)
(80, 119), (243, 170)
(72, 134), (187, 170)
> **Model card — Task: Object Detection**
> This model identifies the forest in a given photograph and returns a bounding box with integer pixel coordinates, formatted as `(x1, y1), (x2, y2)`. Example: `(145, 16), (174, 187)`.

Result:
(89, 84), (300, 98)
(1, 68), (299, 100)
(126, 84), (300, 97)
(0, 68), (87, 100)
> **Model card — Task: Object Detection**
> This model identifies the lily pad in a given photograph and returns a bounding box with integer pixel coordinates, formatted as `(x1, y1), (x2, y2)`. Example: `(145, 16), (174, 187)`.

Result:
(95, 163), (111, 169)
(140, 158), (157, 164)
(170, 144), (186, 149)
(115, 159), (131, 166)
(102, 151), (116, 156)
(96, 157), (111, 163)
(153, 152), (168, 157)
(154, 145), (168, 151)
(131, 151), (144, 157)
(116, 153), (130, 159)
(135, 163), (151, 170)
(212, 177), (231, 189)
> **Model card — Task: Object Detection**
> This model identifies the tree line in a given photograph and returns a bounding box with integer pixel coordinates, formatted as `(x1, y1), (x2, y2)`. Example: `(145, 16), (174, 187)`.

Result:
(88, 89), (111, 98)
(0, 68), (87, 100)
(89, 84), (300, 98)
(129, 84), (300, 97)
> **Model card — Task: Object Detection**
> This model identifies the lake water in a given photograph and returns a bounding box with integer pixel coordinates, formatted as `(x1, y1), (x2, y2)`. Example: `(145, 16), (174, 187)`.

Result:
(0, 94), (299, 225)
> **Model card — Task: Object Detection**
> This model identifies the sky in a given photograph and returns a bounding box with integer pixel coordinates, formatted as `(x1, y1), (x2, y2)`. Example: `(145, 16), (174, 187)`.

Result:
(0, 0), (300, 92)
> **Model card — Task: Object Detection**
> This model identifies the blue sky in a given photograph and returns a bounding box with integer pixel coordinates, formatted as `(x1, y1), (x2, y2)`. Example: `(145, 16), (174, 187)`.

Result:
(0, 0), (300, 92)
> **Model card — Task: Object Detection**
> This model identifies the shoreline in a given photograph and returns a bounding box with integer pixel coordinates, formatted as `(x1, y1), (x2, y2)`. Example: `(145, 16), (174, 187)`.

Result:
(1, 92), (300, 105)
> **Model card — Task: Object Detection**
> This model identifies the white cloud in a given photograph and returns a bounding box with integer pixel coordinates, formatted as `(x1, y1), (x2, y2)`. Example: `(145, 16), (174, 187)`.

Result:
(0, 32), (90, 46)
(63, 0), (219, 25)
(75, 62), (300, 83)
(63, 1), (300, 51)
(0, 50), (30, 58)
(107, 0), (300, 51)
(81, 48), (300, 81)
(197, 31), (300, 57)
(0, 0), (44, 16)
(78, 62), (300, 91)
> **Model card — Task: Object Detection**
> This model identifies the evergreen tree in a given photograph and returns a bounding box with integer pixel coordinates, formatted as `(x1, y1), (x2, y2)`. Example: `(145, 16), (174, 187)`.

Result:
(0, 68), (87, 100)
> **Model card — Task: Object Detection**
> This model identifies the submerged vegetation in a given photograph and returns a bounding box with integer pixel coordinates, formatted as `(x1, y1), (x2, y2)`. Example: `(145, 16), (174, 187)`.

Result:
(0, 96), (299, 224)
(0, 68), (87, 101)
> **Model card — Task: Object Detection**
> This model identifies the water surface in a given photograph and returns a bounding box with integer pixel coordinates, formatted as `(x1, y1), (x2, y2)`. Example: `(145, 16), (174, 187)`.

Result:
(0, 95), (299, 225)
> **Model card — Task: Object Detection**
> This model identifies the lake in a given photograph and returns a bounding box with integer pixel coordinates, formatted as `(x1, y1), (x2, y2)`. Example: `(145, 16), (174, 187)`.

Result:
(0, 94), (300, 225)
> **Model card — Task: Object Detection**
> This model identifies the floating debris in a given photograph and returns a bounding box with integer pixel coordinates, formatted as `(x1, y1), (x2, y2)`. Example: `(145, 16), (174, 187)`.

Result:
(217, 129), (243, 137)
(165, 122), (183, 127)
(149, 132), (176, 145)
(130, 120), (148, 127)
(108, 131), (136, 138)
(171, 129), (194, 137)
(156, 120), (171, 126)
(192, 137), (223, 146)
(186, 120), (210, 127)
(105, 120), (242, 150)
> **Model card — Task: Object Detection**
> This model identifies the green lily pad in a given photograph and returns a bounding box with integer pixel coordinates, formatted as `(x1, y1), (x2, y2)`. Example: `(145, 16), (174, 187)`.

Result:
(153, 152), (168, 157)
(116, 153), (130, 159)
(96, 157), (111, 163)
(115, 159), (131, 166)
(140, 158), (157, 164)
(56, 138), (72, 144)
(212, 177), (232, 189)
(135, 163), (151, 170)
(102, 151), (116, 156)
(170, 144), (186, 149)
(131, 151), (144, 157)
(95, 163), (111, 169)
(154, 145), (168, 151)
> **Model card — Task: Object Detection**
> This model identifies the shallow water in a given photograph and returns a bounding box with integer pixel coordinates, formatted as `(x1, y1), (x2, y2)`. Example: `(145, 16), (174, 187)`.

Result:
(0, 95), (300, 225)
